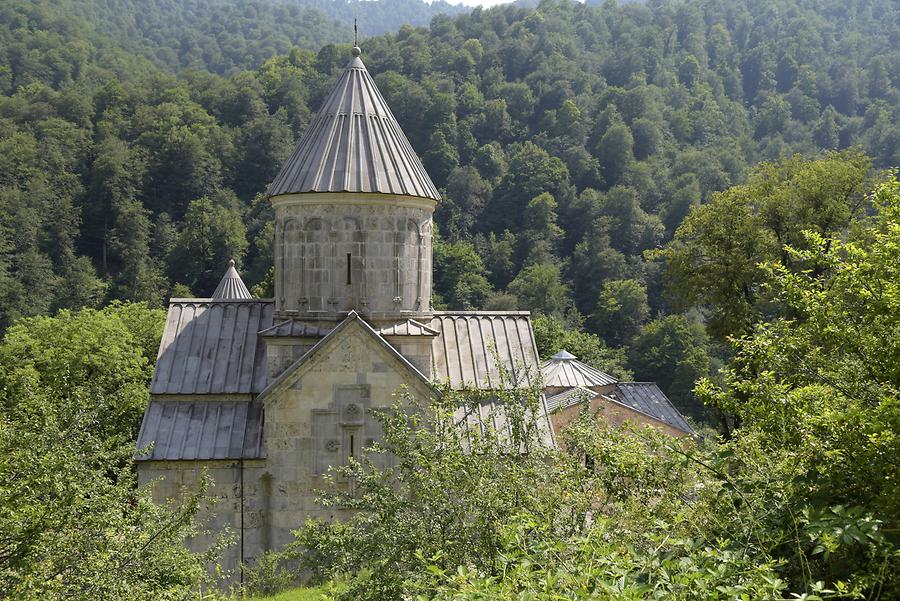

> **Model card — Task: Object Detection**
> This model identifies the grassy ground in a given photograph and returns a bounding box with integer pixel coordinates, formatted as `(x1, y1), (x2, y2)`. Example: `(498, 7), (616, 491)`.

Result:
(244, 587), (328, 601)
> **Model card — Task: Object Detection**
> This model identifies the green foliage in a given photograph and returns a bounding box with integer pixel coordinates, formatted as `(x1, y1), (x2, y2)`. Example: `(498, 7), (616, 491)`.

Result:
(432, 236), (491, 310)
(246, 586), (333, 601)
(3, 0), (900, 376)
(275, 377), (576, 601)
(1, 0), (900, 531)
(691, 177), (900, 591)
(628, 314), (712, 424)
(532, 313), (631, 380)
(655, 150), (876, 339)
(245, 179), (900, 600)
(0, 302), (165, 441)
(0, 303), (223, 598)
(427, 516), (791, 600)
(508, 263), (571, 318)
(169, 196), (249, 295)
(588, 278), (649, 347)
(64, 0), (467, 76)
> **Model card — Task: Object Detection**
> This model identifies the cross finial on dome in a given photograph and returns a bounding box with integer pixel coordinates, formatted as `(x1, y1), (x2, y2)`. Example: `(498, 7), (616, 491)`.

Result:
(267, 27), (440, 201)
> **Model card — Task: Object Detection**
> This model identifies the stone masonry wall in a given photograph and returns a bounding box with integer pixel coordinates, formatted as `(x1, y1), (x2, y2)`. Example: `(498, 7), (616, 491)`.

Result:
(272, 193), (434, 319)
(261, 322), (435, 552)
(550, 395), (689, 451)
(137, 458), (268, 585)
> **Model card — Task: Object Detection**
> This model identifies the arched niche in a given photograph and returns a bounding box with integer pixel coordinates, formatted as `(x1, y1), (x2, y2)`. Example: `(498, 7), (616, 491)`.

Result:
(281, 218), (301, 310)
(301, 217), (328, 312)
(333, 216), (365, 311)
(399, 219), (422, 310)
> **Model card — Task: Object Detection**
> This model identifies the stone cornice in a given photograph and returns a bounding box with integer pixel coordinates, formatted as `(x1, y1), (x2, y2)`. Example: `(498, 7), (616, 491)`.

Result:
(270, 192), (437, 212)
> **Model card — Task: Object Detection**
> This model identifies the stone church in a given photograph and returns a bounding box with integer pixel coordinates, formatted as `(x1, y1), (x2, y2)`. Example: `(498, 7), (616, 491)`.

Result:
(135, 46), (691, 578)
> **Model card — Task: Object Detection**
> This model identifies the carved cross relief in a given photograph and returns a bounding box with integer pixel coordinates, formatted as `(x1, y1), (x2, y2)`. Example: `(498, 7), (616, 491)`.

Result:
(310, 384), (389, 477)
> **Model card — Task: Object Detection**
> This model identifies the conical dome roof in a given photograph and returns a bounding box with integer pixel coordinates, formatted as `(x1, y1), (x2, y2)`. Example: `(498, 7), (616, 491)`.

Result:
(268, 47), (441, 201)
(212, 260), (252, 300)
(541, 350), (618, 388)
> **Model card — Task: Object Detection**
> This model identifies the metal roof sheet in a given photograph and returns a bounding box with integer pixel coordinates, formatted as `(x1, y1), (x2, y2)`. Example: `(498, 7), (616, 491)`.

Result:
(545, 386), (599, 413)
(609, 383), (694, 435)
(258, 320), (332, 338)
(541, 351), (618, 388)
(267, 49), (440, 201)
(378, 319), (439, 337)
(151, 300), (274, 395)
(452, 395), (556, 451)
(135, 400), (265, 461)
(211, 260), (252, 300)
(428, 312), (541, 390)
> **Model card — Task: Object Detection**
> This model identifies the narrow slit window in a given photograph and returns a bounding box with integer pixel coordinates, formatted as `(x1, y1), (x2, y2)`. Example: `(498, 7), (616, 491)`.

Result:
(349, 434), (355, 460)
(346, 253), (352, 285)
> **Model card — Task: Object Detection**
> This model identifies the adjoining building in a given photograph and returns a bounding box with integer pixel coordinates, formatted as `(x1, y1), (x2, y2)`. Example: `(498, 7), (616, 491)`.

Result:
(542, 350), (694, 445)
(134, 45), (693, 582)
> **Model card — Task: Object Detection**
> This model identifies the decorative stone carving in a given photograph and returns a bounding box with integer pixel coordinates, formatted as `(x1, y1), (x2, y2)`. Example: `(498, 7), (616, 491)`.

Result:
(325, 439), (340, 451)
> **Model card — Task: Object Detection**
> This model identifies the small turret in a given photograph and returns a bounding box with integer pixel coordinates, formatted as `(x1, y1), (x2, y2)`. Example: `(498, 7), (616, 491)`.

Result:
(211, 259), (252, 300)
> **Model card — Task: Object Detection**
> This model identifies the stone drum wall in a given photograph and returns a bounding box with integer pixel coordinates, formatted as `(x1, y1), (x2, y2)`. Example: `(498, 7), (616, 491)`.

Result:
(272, 193), (434, 320)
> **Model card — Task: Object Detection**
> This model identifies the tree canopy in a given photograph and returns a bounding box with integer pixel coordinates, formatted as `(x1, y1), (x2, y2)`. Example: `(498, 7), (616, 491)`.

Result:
(4, 0), (900, 421)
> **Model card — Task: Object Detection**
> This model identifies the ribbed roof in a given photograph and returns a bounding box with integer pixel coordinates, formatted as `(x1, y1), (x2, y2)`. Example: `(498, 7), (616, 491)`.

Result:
(428, 312), (541, 390)
(151, 300), (274, 395)
(541, 350), (618, 388)
(545, 386), (598, 413)
(609, 383), (695, 435)
(268, 47), (441, 201)
(212, 260), (252, 299)
(379, 319), (439, 337)
(135, 400), (265, 461)
(258, 320), (332, 338)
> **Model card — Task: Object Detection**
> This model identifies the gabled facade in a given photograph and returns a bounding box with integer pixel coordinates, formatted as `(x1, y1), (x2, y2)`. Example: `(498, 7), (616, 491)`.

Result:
(135, 46), (553, 581)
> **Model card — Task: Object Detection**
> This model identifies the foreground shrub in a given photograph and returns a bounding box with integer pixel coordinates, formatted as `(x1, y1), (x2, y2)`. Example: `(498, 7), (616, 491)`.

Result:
(0, 303), (227, 598)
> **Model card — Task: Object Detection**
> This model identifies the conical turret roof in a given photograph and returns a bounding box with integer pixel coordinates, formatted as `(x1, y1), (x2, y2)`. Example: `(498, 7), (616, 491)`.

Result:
(212, 260), (252, 300)
(541, 350), (618, 388)
(268, 47), (441, 201)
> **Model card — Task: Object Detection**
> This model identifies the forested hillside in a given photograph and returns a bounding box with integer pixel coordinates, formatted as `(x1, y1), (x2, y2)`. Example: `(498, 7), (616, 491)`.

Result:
(63, 0), (469, 74)
(2, 0), (900, 422)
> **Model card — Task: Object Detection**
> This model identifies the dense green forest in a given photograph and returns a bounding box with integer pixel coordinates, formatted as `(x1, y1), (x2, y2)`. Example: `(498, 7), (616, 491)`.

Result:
(63, 0), (469, 74)
(2, 0), (900, 598)
(4, 0), (900, 424)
